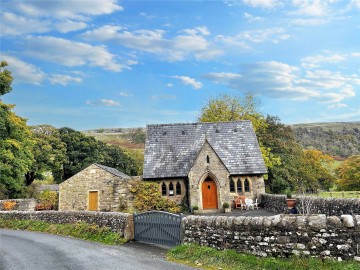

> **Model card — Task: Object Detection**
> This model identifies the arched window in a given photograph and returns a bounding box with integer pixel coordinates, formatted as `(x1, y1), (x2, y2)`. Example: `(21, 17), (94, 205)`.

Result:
(161, 182), (167, 196)
(206, 155), (210, 164)
(237, 179), (242, 193)
(176, 182), (181, 195)
(229, 179), (235, 192)
(169, 182), (174, 196)
(244, 179), (250, 192)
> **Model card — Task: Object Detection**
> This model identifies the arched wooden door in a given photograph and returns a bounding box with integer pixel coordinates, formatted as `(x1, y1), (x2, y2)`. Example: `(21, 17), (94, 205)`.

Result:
(202, 178), (218, 209)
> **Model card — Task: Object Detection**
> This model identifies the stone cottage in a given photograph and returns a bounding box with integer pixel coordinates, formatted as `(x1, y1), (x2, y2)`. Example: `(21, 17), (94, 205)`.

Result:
(59, 163), (136, 211)
(143, 121), (267, 211)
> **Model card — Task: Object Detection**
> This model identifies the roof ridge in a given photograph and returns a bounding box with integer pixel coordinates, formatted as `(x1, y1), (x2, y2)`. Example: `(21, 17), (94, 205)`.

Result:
(146, 120), (251, 128)
(94, 163), (129, 178)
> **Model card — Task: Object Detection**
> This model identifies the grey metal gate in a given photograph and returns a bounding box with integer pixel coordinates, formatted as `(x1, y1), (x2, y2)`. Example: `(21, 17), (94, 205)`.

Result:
(134, 211), (182, 246)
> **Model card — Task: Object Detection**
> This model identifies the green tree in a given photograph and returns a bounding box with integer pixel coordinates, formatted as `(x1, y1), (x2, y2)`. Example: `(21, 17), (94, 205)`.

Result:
(0, 61), (34, 198)
(0, 61), (13, 96)
(198, 94), (280, 170)
(25, 125), (66, 185)
(336, 155), (360, 191)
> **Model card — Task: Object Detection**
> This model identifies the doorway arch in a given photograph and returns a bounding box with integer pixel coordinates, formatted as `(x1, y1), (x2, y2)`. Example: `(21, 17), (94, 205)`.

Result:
(201, 177), (218, 209)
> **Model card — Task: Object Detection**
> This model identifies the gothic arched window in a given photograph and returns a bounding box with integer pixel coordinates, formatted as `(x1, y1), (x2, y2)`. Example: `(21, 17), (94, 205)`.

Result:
(244, 179), (250, 192)
(230, 179), (235, 192)
(161, 182), (167, 196)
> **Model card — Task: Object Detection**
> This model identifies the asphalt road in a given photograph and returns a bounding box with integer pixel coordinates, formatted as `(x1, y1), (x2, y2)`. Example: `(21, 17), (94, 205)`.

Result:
(0, 229), (194, 270)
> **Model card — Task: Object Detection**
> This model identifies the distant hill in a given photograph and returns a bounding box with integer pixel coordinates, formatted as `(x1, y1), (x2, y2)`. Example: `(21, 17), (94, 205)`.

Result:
(84, 121), (360, 159)
(292, 121), (360, 158)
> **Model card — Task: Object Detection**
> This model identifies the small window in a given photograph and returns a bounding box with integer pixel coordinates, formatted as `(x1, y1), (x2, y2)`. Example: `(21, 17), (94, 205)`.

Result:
(230, 179), (235, 192)
(176, 182), (181, 195)
(169, 182), (174, 196)
(237, 179), (242, 193)
(206, 155), (210, 164)
(161, 182), (167, 196)
(244, 179), (250, 192)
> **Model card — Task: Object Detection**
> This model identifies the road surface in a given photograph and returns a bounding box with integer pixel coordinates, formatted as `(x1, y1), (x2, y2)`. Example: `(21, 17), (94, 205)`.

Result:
(0, 229), (194, 270)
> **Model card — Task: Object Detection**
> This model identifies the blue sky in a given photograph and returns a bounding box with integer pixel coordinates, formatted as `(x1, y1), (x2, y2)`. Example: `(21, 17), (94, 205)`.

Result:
(1, 0), (360, 130)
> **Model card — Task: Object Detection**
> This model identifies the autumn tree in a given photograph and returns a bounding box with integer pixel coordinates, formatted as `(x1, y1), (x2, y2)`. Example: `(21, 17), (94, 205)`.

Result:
(198, 94), (280, 170)
(336, 155), (360, 191)
(0, 61), (34, 198)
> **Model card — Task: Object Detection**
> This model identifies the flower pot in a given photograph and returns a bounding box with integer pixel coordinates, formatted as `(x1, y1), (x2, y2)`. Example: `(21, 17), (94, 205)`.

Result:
(286, 198), (297, 208)
(224, 208), (231, 213)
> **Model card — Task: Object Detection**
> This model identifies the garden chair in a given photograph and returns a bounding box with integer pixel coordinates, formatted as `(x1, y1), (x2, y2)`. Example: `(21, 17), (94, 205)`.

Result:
(234, 196), (246, 210)
(245, 198), (254, 210)
(253, 198), (259, 209)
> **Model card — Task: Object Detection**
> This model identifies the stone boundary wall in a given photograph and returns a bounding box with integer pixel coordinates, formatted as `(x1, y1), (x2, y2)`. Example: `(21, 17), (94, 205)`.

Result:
(260, 194), (360, 215)
(183, 214), (360, 260)
(0, 211), (134, 241)
(0, 199), (37, 211)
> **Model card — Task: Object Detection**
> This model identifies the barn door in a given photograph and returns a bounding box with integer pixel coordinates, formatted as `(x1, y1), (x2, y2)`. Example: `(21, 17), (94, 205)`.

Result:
(202, 178), (218, 209)
(88, 191), (98, 211)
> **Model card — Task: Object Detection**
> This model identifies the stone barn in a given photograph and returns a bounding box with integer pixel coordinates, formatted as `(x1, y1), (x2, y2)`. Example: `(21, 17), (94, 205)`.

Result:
(143, 121), (267, 211)
(59, 163), (136, 211)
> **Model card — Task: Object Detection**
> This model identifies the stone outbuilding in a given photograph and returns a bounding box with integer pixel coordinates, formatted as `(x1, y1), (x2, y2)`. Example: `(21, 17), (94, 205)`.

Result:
(143, 121), (267, 211)
(59, 163), (136, 211)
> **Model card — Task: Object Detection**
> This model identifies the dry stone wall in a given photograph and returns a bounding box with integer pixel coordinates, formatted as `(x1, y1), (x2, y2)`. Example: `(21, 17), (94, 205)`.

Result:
(183, 214), (360, 260)
(260, 194), (360, 215)
(0, 199), (36, 211)
(0, 210), (134, 240)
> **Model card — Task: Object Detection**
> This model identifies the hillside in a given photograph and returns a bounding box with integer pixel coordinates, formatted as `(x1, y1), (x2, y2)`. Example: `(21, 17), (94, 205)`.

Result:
(292, 121), (360, 158)
(84, 121), (360, 159)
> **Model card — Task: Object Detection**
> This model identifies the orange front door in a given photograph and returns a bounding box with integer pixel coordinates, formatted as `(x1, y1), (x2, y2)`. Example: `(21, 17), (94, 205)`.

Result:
(202, 178), (218, 209)
(88, 191), (98, 211)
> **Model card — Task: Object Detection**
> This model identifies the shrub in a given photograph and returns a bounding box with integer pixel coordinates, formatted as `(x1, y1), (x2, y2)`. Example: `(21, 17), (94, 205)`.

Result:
(192, 205), (199, 211)
(36, 190), (58, 210)
(2, 201), (16, 211)
(223, 202), (229, 208)
(130, 180), (181, 213)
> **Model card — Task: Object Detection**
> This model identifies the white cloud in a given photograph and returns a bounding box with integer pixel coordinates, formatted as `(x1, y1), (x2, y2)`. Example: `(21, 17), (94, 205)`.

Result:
(55, 20), (87, 33)
(216, 28), (290, 48)
(171, 76), (203, 89)
(81, 25), (222, 61)
(289, 18), (328, 25)
(203, 61), (359, 104)
(348, 0), (360, 9)
(1, 12), (51, 35)
(327, 103), (348, 109)
(86, 99), (120, 107)
(243, 12), (263, 22)
(301, 53), (346, 68)
(242, 0), (282, 8)
(291, 0), (330, 17)
(24, 36), (126, 72)
(49, 74), (82, 86)
(2, 55), (45, 85)
(13, 0), (123, 19)
(119, 91), (132, 97)
(166, 83), (174, 88)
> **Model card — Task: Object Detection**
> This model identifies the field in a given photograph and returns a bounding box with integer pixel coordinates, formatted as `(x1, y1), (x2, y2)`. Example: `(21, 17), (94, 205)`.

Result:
(317, 191), (360, 199)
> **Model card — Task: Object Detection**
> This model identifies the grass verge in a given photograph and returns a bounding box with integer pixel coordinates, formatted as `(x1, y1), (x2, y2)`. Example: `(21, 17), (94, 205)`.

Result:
(0, 218), (126, 245)
(167, 244), (360, 270)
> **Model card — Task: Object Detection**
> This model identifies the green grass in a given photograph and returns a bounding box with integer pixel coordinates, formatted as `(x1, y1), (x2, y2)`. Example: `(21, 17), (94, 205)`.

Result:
(0, 219), (126, 245)
(167, 244), (360, 270)
(317, 191), (360, 198)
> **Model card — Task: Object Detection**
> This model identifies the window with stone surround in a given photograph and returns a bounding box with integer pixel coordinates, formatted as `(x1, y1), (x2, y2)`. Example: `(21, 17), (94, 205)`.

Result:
(237, 179), (242, 193)
(244, 178), (250, 192)
(206, 155), (210, 164)
(176, 182), (181, 195)
(161, 182), (167, 196)
(169, 182), (174, 196)
(230, 179), (235, 192)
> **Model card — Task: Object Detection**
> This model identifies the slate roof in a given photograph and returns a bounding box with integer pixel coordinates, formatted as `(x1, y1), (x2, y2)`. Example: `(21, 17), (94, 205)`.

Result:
(143, 121), (267, 179)
(94, 163), (129, 178)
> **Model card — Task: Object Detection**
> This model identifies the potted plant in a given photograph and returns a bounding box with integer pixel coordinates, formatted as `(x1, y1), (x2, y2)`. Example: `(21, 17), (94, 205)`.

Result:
(286, 190), (297, 208)
(223, 202), (231, 213)
(192, 205), (200, 214)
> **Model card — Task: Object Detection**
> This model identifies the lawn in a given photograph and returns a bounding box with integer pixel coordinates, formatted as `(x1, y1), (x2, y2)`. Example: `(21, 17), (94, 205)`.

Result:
(317, 191), (360, 198)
